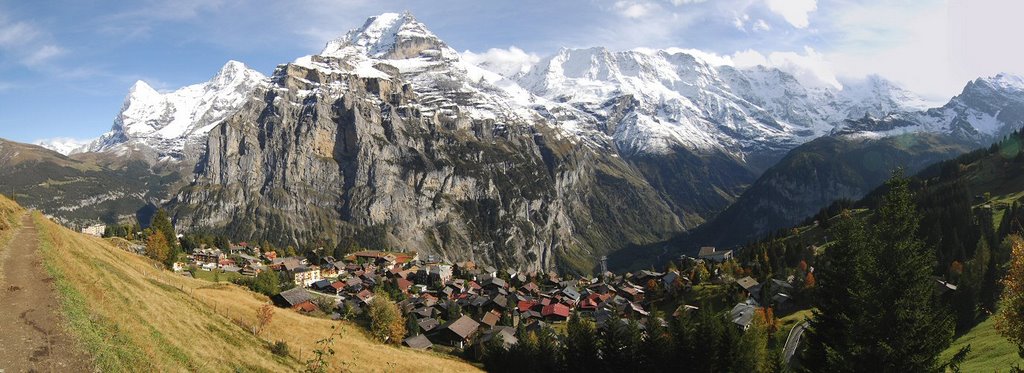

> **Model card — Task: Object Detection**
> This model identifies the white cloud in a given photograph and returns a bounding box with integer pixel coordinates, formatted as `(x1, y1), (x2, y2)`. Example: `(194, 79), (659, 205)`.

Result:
(733, 13), (750, 30)
(670, 0), (708, 4)
(23, 45), (64, 65)
(0, 14), (65, 67)
(614, 1), (659, 19)
(0, 21), (39, 47)
(752, 19), (771, 32)
(658, 48), (735, 66)
(462, 47), (541, 77)
(765, 0), (816, 28)
(821, 0), (1024, 99)
(733, 47), (841, 89)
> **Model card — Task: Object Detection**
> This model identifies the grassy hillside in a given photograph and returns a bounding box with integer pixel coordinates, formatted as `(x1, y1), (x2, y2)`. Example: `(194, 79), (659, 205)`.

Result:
(0, 193), (24, 284)
(29, 202), (479, 371)
(0, 138), (184, 227)
(942, 316), (1024, 372)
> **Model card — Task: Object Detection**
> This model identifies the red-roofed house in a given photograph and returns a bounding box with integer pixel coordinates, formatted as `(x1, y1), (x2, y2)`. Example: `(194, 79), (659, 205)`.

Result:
(541, 303), (570, 322)
(517, 300), (538, 313)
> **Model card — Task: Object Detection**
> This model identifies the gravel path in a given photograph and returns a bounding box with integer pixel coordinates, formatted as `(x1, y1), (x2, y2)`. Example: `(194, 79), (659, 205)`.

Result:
(0, 213), (91, 372)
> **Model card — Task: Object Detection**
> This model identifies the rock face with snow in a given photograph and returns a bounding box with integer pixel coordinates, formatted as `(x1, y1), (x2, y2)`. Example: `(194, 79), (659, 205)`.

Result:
(515, 48), (931, 164)
(86, 61), (268, 162)
(169, 13), (684, 273)
(24, 12), (1024, 272)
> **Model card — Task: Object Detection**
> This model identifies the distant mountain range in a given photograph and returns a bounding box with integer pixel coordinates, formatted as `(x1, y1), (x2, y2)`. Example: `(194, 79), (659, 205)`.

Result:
(13, 12), (1024, 273)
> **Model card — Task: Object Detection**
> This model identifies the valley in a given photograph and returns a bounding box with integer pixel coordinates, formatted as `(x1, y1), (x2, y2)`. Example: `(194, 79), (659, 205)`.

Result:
(3, 5), (1024, 371)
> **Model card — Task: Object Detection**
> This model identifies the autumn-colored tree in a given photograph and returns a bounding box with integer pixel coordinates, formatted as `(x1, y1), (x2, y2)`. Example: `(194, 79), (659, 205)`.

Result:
(255, 304), (275, 336)
(756, 307), (780, 335)
(368, 293), (405, 344)
(949, 261), (964, 276)
(691, 262), (710, 284)
(803, 271), (816, 289)
(798, 260), (808, 272)
(145, 230), (170, 264)
(646, 279), (659, 293)
(997, 235), (1024, 361)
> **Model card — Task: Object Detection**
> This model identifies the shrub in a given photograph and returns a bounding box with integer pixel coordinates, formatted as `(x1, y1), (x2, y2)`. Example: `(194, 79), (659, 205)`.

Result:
(271, 340), (289, 357)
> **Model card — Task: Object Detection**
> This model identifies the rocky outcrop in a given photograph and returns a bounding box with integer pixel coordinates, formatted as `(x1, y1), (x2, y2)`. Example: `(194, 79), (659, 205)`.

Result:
(170, 59), (683, 273)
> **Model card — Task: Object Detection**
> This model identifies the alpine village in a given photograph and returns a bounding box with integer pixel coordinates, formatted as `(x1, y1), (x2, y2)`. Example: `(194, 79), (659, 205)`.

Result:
(2, 4), (1024, 373)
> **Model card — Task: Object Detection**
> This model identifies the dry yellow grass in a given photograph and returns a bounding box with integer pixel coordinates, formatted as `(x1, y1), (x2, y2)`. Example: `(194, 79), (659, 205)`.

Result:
(0, 194), (24, 285)
(32, 209), (480, 372)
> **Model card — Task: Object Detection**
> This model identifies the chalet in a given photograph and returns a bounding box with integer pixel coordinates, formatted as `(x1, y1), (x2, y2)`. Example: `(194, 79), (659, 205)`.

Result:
(473, 326), (517, 359)
(698, 246), (733, 262)
(736, 276), (760, 296)
(312, 279), (333, 293)
(541, 303), (570, 322)
(292, 266), (322, 287)
(403, 334), (433, 350)
(480, 311), (500, 328)
(481, 276), (507, 292)
(81, 224), (106, 237)
(524, 282), (540, 295)
(429, 315), (480, 349)
(193, 248), (225, 264)
(417, 317), (440, 333)
(356, 289), (375, 305)
(396, 278), (414, 294)
(272, 287), (312, 309)
(262, 251), (277, 260)
(618, 286), (644, 303)
(730, 302), (757, 330)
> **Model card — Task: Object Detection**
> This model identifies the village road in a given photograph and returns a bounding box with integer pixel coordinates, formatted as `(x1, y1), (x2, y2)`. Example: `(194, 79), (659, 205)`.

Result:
(0, 213), (91, 372)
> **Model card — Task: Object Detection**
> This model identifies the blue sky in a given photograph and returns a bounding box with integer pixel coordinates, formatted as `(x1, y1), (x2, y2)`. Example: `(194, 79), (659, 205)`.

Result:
(2, 0), (1022, 144)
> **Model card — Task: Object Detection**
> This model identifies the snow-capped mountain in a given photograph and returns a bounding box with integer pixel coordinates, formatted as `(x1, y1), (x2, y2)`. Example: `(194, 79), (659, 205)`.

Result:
(33, 137), (91, 156)
(514, 47), (932, 159)
(86, 60), (268, 161)
(833, 73), (1024, 140)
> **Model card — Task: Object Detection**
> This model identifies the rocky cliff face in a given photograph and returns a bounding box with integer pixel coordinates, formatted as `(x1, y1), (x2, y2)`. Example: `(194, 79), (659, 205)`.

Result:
(169, 14), (684, 273)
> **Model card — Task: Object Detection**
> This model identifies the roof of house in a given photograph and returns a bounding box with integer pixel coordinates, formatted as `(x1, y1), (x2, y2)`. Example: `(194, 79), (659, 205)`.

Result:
(736, 276), (760, 291)
(294, 300), (318, 313)
(730, 303), (757, 328)
(541, 303), (571, 318)
(439, 315), (480, 339)
(418, 317), (440, 332)
(481, 311), (500, 327)
(479, 326), (518, 347)
(274, 287), (311, 307)
(403, 334), (433, 350)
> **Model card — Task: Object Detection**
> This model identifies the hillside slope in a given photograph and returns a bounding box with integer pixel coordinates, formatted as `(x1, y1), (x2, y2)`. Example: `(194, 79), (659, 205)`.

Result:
(28, 197), (478, 371)
(0, 138), (180, 226)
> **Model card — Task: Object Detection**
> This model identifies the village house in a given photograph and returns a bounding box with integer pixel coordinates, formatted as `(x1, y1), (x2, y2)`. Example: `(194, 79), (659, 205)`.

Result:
(272, 287), (312, 309)
(698, 246), (734, 262)
(291, 266), (322, 287)
(193, 248), (225, 264)
(428, 315), (480, 349)
(403, 334), (433, 350)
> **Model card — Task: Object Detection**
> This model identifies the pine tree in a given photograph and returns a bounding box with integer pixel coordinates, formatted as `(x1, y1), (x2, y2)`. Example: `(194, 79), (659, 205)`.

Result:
(860, 174), (954, 371)
(564, 312), (601, 372)
(802, 173), (958, 372)
(640, 312), (674, 372)
(802, 210), (869, 372)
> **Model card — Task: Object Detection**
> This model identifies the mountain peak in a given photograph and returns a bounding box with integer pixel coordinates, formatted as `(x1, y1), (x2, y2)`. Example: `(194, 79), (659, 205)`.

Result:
(320, 12), (449, 60)
(128, 80), (160, 100)
(211, 60), (265, 87)
(981, 73), (1024, 92)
